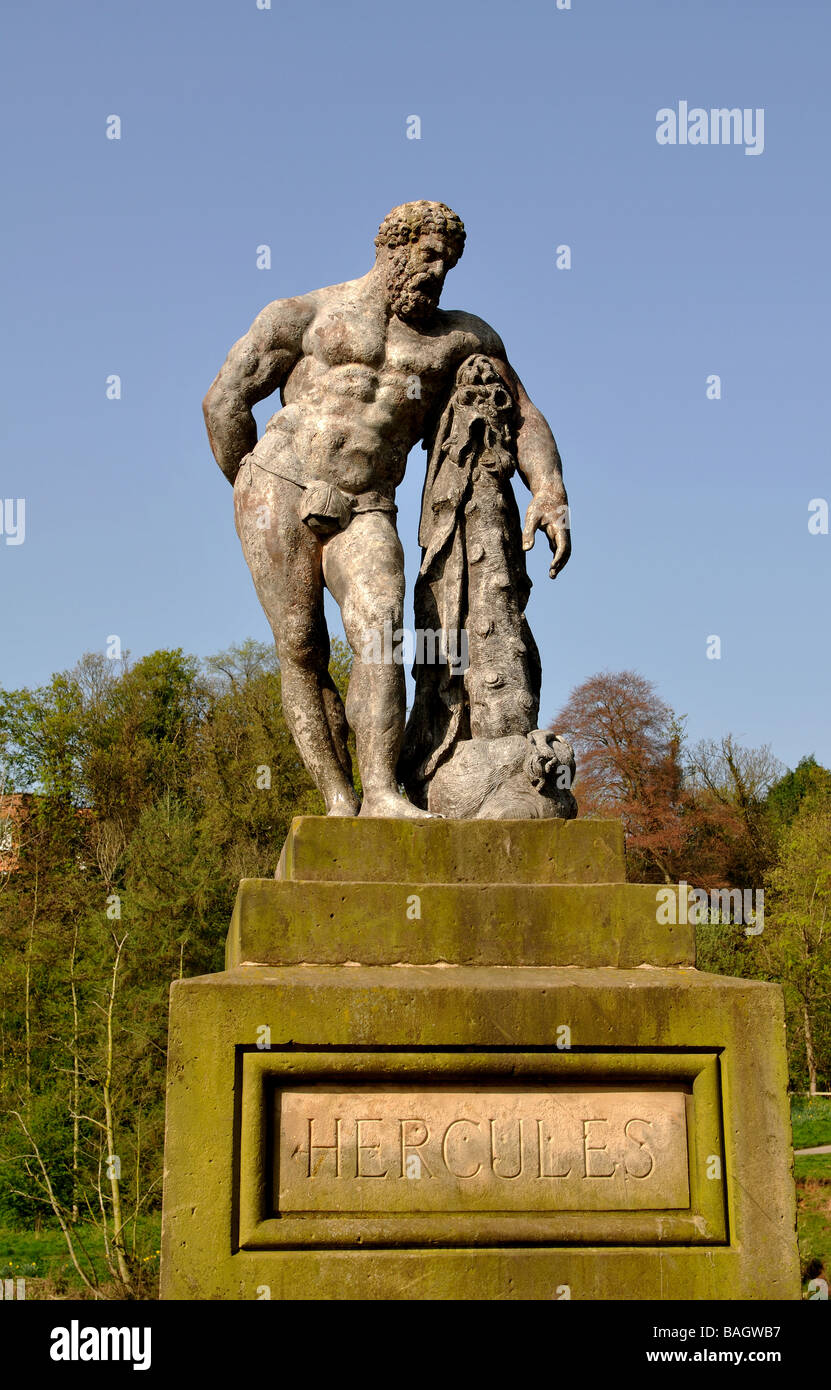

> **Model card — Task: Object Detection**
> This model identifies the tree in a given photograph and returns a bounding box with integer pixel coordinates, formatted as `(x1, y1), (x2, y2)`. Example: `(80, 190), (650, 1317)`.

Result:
(82, 650), (207, 829)
(203, 637), (279, 688)
(194, 636), (354, 879)
(767, 756), (831, 836)
(0, 673), (86, 802)
(551, 670), (691, 882)
(0, 634), (356, 1287)
(0, 650), (213, 1290)
(762, 790), (831, 1094)
(685, 734), (784, 888)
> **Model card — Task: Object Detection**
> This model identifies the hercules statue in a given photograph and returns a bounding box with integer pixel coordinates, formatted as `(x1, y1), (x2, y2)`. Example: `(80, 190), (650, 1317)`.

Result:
(203, 201), (571, 818)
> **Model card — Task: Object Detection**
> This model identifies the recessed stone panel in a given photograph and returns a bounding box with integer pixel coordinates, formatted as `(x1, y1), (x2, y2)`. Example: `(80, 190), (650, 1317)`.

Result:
(276, 1085), (690, 1214)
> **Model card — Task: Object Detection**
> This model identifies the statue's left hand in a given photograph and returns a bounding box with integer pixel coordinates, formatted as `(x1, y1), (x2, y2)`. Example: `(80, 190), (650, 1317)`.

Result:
(521, 489), (572, 578)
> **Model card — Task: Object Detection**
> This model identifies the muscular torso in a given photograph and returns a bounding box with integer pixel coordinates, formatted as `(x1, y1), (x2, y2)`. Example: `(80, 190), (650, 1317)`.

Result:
(255, 278), (502, 495)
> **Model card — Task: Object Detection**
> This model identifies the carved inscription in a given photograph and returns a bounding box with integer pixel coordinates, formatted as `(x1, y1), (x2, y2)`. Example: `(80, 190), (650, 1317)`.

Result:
(276, 1088), (690, 1213)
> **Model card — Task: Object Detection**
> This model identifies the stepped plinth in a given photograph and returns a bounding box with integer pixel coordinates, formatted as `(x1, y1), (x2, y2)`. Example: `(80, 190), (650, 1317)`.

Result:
(160, 817), (800, 1301)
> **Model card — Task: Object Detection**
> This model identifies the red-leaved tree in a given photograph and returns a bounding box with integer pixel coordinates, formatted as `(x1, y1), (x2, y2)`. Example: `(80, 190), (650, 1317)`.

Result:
(551, 670), (692, 882)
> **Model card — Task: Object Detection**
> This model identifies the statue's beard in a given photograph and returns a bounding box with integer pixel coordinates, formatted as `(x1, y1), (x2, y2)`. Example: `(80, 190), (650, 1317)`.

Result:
(388, 263), (444, 326)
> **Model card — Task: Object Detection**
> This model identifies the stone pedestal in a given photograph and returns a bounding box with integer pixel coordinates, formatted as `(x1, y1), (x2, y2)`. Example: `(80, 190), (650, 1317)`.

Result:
(160, 817), (800, 1300)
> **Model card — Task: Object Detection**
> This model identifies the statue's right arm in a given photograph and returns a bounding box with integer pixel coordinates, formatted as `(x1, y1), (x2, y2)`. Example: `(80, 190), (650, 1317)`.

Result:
(203, 295), (316, 484)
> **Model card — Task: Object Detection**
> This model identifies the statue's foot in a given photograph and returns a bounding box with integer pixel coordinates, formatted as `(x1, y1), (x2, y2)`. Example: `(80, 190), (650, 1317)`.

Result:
(326, 791), (361, 817)
(359, 790), (439, 820)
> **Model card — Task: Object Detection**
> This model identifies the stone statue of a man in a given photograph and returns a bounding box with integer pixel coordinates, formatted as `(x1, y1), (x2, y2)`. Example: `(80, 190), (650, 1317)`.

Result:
(203, 201), (570, 818)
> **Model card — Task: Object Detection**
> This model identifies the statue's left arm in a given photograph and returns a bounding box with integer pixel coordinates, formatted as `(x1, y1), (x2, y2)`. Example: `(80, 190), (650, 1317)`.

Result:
(491, 357), (572, 580)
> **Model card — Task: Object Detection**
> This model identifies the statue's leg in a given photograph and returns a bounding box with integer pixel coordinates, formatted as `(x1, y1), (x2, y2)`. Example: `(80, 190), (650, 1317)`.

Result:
(322, 511), (435, 819)
(234, 465), (359, 816)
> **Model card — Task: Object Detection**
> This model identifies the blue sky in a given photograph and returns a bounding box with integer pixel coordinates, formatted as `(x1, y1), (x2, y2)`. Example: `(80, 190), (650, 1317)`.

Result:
(2, 0), (828, 770)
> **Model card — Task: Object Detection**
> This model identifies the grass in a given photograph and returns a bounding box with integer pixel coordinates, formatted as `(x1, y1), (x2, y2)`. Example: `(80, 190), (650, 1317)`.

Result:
(796, 1177), (831, 1287)
(795, 1155), (831, 1182)
(0, 1214), (161, 1299)
(791, 1094), (831, 1150)
(791, 1099), (831, 1293)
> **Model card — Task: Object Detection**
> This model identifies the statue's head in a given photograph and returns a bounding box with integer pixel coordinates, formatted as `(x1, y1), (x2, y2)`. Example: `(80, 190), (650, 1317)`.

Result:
(375, 201), (466, 326)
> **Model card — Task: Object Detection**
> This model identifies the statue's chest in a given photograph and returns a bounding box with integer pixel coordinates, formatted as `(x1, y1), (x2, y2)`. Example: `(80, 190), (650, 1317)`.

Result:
(385, 324), (462, 384)
(307, 308), (463, 387)
(309, 310), (386, 369)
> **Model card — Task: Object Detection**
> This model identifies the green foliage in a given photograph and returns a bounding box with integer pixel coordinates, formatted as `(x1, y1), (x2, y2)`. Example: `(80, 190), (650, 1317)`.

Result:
(694, 916), (764, 981)
(767, 756), (831, 835)
(794, 1156), (831, 1181)
(791, 1096), (831, 1150)
(0, 637), (354, 1258)
(0, 673), (86, 800)
(0, 1094), (75, 1227)
(82, 650), (207, 827)
(193, 663), (323, 880)
(696, 783), (831, 1093)
(0, 1214), (162, 1296)
(761, 789), (831, 1093)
